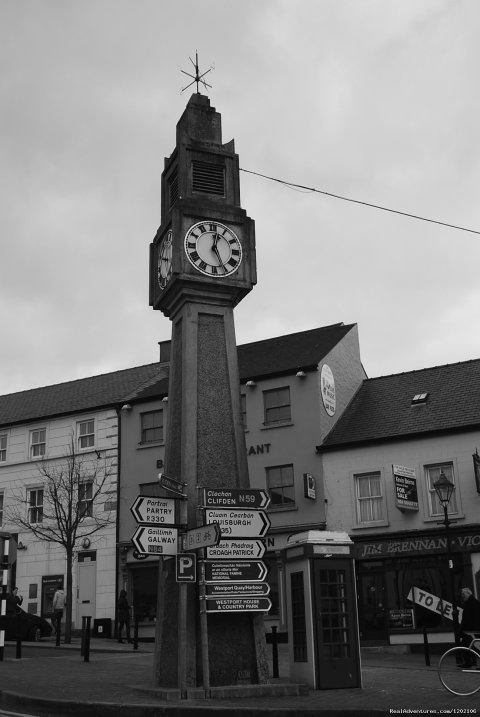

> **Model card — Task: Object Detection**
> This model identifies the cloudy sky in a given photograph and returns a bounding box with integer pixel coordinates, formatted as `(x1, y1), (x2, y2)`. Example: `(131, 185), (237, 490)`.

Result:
(1, 0), (480, 396)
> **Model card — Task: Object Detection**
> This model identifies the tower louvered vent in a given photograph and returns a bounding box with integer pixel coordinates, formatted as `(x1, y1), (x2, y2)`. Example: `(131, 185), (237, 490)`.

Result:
(192, 161), (225, 195)
(168, 168), (179, 208)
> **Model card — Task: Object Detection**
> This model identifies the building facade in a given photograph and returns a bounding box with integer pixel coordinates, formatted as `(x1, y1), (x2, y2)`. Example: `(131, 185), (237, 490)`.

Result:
(318, 360), (480, 645)
(0, 363), (161, 631)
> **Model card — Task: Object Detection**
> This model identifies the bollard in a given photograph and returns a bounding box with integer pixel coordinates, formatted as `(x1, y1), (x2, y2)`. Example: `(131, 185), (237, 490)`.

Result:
(83, 616), (91, 662)
(81, 616), (86, 656)
(133, 614), (138, 651)
(15, 610), (22, 659)
(422, 626), (430, 666)
(271, 625), (279, 678)
(55, 612), (61, 646)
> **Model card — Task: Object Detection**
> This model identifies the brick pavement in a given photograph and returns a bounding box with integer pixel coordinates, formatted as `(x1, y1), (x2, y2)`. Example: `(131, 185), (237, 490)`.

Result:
(0, 639), (478, 716)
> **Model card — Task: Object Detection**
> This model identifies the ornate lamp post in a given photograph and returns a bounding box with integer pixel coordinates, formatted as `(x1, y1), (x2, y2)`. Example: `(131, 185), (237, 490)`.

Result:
(433, 470), (460, 645)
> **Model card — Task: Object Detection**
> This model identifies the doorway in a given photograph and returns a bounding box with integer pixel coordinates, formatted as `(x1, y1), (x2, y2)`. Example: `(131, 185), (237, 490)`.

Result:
(357, 570), (387, 642)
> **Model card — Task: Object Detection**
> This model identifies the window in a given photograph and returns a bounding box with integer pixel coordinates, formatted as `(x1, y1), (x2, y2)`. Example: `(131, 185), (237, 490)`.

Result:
(78, 420), (95, 450)
(263, 387), (291, 426)
(355, 472), (384, 524)
(30, 429), (46, 458)
(266, 464), (295, 508)
(28, 488), (43, 524)
(140, 410), (163, 444)
(0, 492), (3, 527)
(425, 463), (458, 517)
(78, 481), (93, 518)
(0, 434), (6, 462)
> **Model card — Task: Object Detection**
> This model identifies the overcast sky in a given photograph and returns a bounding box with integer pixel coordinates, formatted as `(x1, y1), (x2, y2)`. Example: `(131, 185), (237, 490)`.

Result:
(1, 0), (480, 396)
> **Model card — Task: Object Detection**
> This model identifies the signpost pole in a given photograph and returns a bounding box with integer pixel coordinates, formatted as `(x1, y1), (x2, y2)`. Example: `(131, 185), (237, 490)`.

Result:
(199, 558), (211, 695)
(178, 484), (188, 697)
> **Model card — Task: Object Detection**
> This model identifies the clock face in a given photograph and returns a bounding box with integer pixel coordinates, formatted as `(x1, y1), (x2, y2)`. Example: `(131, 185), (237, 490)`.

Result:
(157, 230), (173, 289)
(184, 221), (242, 277)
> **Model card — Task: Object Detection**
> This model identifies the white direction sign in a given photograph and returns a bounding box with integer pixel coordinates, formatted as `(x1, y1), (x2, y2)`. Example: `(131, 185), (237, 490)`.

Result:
(205, 509), (270, 538)
(183, 523), (221, 551)
(130, 495), (176, 525)
(206, 539), (266, 560)
(132, 526), (178, 556)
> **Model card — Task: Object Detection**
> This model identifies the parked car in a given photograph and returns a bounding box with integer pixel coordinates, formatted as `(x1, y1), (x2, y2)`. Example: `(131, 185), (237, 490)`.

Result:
(4, 608), (53, 642)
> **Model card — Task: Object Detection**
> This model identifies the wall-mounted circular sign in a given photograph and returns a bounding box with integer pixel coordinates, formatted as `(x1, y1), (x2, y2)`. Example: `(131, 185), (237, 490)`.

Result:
(321, 364), (336, 416)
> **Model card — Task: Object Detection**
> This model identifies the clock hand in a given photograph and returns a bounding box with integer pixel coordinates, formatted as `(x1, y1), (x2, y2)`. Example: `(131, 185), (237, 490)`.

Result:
(211, 233), (224, 268)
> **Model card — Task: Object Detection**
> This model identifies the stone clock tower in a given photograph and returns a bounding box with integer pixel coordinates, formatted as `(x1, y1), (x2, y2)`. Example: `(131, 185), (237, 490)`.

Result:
(149, 93), (268, 690)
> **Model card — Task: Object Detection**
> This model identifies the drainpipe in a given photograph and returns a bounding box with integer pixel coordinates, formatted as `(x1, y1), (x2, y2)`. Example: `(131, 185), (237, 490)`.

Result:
(114, 405), (123, 640)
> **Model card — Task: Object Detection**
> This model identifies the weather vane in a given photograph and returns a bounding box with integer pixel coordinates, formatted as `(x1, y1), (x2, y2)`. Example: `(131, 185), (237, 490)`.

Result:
(180, 51), (213, 94)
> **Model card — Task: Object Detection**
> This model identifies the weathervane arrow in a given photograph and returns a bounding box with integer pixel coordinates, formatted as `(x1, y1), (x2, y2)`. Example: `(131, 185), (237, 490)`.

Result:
(180, 51), (213, 94)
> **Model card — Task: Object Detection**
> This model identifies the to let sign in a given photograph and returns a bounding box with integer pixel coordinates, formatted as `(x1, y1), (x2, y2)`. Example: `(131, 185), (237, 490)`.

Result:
(130, 495), (176, 525)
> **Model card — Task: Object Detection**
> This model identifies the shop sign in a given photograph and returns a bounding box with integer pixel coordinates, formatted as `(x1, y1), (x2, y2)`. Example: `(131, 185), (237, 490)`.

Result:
(392, 465), (419, 511)
(303, 473), (316, 500)
(321, 364), (336, 416)
(407, 586), (463, 622)
(355, 531), (480, 559)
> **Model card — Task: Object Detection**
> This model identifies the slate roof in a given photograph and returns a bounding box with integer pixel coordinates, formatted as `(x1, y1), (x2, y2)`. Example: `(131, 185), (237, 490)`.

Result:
(0, 363), (162, 428)
(0, 323), (354, 428)
(320, 358), (480, 450)
(237, 323), (355, 381)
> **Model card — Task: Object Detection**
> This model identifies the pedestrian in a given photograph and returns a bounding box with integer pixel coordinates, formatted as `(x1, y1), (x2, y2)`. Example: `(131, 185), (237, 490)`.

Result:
(459, 586), (480, 666)
(6, 587), (23, 613)
(117, 589), (132, 644)
(52, 584), (66, 635)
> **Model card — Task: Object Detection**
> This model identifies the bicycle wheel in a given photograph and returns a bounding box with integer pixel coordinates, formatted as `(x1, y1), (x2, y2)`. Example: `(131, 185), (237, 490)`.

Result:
(438, 647), (480, 696)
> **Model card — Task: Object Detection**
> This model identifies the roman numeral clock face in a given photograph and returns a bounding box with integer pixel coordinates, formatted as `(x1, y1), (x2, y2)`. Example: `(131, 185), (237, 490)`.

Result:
(185, 221), (243, 277)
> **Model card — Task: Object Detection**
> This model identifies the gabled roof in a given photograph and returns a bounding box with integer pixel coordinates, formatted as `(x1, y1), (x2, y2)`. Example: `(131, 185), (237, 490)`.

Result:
(0, 323), (355, 427)
(0, 363), (162, 428)
(320, 358), (480, 450)
(237, 323), (355, 381)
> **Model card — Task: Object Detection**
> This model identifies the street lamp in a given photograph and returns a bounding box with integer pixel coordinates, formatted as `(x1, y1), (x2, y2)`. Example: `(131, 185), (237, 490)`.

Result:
(433, 470), (459, 645)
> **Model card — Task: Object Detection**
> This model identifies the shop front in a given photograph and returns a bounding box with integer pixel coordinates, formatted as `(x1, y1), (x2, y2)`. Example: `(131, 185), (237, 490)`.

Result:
(353, 527), (480, 645)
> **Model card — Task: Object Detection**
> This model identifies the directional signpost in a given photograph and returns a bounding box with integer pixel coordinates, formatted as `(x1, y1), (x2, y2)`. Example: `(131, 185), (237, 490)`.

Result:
(130, 495), (176, 525)
(205, 582), (270, 597)
(205, 597), (272, 613)
(132, 525), (178, 556)
(158, 472), (186, 498)
(183, 523), (221, 552)
(203, 488), (270, 510)
(204, 509), (270, 538)
(206, 538), (266, 559)
(204, 560), (268, 583)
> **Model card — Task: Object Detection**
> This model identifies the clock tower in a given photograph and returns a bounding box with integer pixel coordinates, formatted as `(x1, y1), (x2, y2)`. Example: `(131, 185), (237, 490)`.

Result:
(149, 93), (268, 690)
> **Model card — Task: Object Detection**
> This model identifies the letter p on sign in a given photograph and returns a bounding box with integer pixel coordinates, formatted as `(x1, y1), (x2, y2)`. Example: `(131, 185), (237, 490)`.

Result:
(176, 553), (196, 582)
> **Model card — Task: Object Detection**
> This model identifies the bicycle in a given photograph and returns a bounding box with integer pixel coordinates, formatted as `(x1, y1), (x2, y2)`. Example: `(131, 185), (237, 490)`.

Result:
(438, 632), (480, 696)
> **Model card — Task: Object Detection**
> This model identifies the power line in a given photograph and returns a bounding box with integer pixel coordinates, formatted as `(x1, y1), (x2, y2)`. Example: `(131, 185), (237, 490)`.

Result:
(240, 168), (480, 236)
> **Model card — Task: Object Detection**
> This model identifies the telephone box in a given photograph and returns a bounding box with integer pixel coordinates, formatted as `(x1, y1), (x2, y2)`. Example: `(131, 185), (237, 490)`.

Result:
(283, 530), (361, 689)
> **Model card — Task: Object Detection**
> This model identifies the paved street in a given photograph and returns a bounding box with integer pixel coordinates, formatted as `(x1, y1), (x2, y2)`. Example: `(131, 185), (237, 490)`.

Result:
(0, 640), (478, 716)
